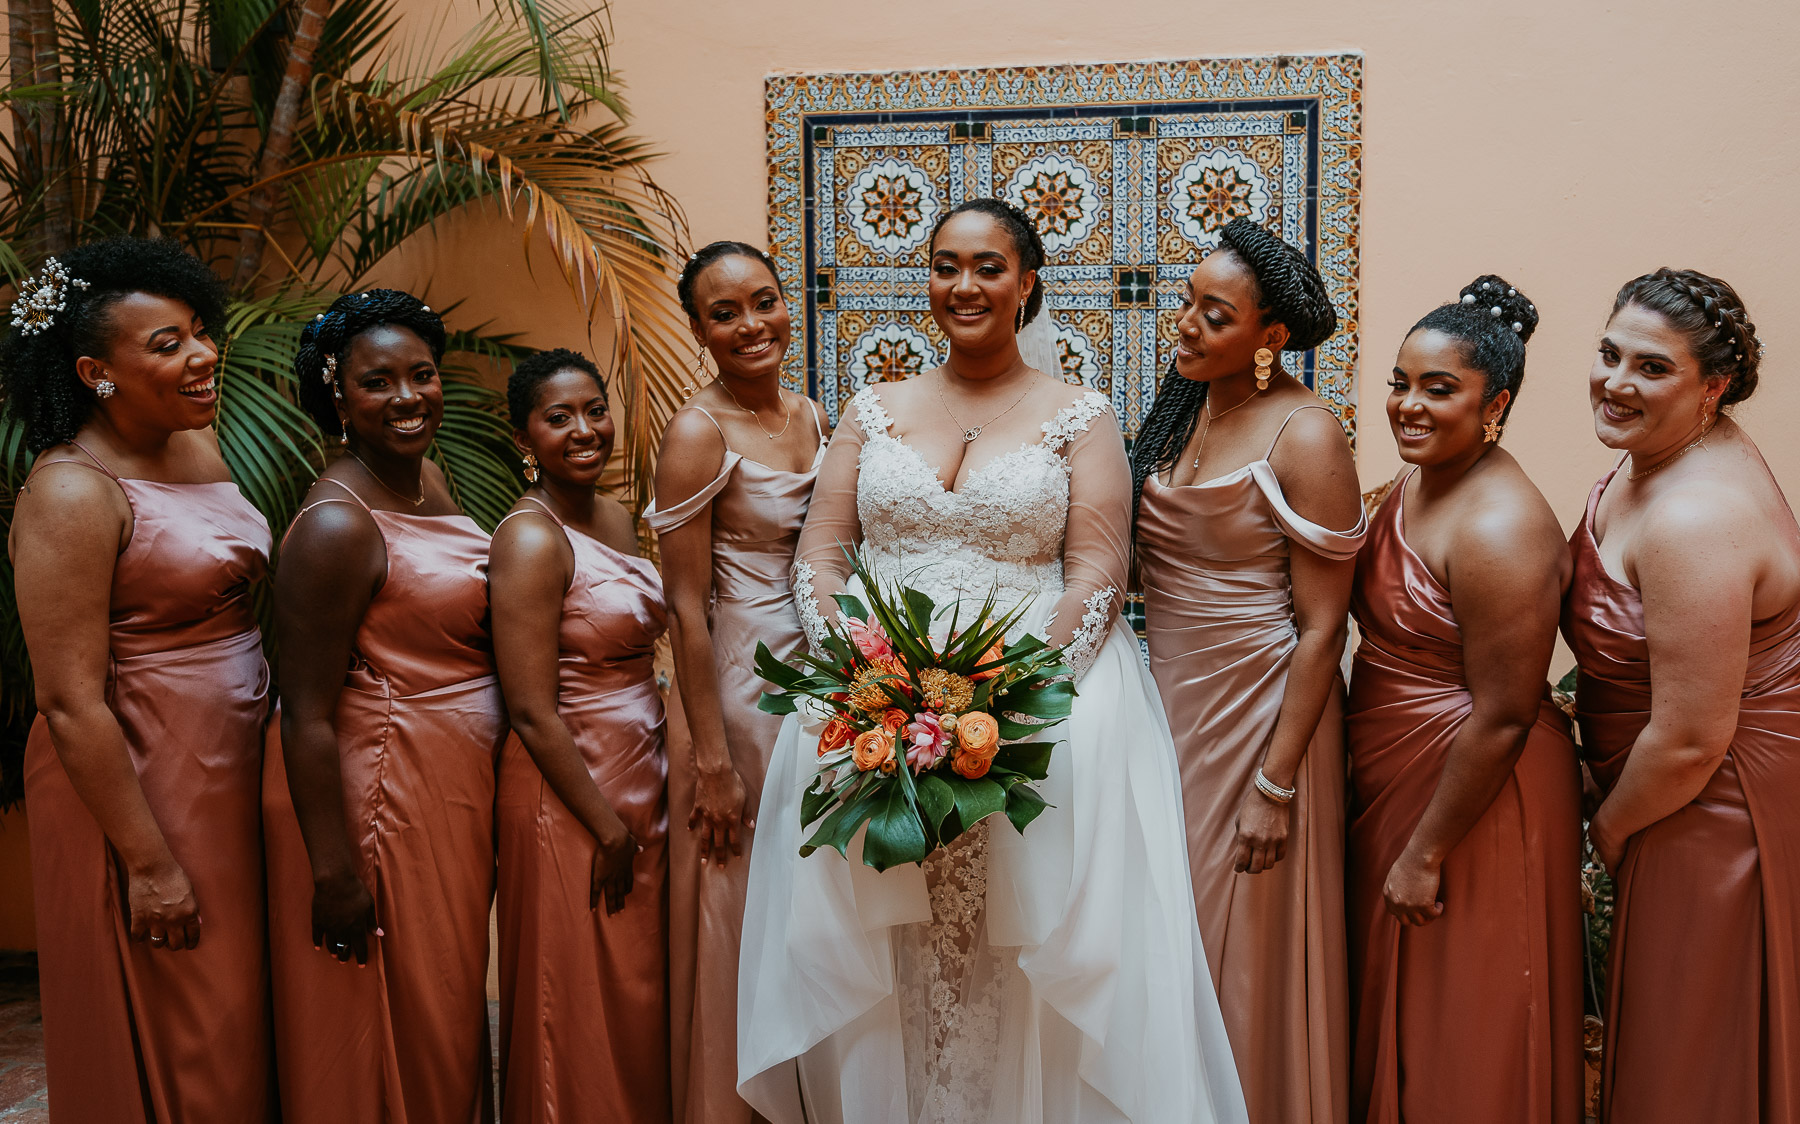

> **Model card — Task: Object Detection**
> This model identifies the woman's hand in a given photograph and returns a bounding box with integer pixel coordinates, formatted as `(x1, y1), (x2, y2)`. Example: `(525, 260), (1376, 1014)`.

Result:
(311, 869), (377, 964)
(1233, 788), (1291, 874)
(591, 829), (641, 915)
(1383, 849), (1445, 926)
(127, 856), (202, 951)
(1588, 807), (1627, 875)
(689, 762), (751, 867)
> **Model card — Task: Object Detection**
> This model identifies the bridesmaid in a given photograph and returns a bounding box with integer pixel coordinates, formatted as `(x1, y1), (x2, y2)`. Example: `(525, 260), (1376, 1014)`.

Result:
(1132, 217), (1364, 1124)
(1564, 269), (1800, 1123)
(491, 348), (671, 1122)
(264, 289), (506, 1122)
(1346, 277), (1583, 1123)
(647, 240), (826, 1124)
(4, 237), (275, 1120)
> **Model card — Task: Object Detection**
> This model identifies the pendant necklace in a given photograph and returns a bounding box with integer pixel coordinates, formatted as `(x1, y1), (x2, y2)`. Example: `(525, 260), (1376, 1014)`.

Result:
(1191, 385), (1258, 468)
(1627, 422), (1715, 482)
(938, 367), (1034, 443)
(721, 382), (792, 441)
(349, 450), (425, 506)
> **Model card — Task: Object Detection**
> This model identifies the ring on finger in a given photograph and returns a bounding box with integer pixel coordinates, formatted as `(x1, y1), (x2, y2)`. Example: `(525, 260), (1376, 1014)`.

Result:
(149, 935), (167, 946)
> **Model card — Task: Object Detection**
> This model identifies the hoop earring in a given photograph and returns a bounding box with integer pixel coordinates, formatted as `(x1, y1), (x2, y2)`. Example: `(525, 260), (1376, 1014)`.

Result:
(1253, 348), (1274, 392)
(522, 453), (540, 483)
(95, 379), (116, 399)
(1483, 419), (1503, 443)
(681, 344), (709, 400)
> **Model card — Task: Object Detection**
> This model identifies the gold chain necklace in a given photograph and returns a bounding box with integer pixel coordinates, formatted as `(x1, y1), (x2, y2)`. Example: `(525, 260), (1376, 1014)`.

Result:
(1191, 385), (1258, 468)
(720, 381), (792, 441)
(349, 451), (425, 507)
(1627, 422), (1715, 481)
(937, 367), (1034, 443)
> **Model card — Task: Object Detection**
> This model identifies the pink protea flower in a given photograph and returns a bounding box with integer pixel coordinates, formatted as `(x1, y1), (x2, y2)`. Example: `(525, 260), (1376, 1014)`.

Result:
(904, 712), (949, 773)
(846, 615), (895, 663)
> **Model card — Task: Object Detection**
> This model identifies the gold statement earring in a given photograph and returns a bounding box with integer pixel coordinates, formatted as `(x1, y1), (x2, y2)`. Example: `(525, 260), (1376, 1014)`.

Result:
(522, 453), (540, 483)
(1254, 347), (1274, 392)
(681, 344), (709, 400)
(1483, 419), (1503, 443)
(1016, 300), (1027, 333)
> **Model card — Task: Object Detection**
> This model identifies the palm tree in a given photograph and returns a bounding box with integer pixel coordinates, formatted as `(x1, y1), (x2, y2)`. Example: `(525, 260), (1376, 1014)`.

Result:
(0, 0), (694, 804)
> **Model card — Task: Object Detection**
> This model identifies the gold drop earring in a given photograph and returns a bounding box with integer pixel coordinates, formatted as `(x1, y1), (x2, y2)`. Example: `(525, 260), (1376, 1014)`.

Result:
(1015, 300), (1027, 333)
(522, 453), (540, 483)
(1254, 347), (1274, 392)
(681, 343), (710, 400)
(1483, 418), (1503, 443)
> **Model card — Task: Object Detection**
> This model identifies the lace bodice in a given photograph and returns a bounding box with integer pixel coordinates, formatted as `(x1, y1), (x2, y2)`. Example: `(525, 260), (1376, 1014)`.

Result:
(793, 384), (1127, 679)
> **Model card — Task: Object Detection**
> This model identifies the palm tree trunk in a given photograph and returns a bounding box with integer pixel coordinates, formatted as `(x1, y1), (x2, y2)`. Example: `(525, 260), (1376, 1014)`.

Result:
(8, 0), (39, 193)
(22, 0), (66, 254)
(231, 0), (334, 292)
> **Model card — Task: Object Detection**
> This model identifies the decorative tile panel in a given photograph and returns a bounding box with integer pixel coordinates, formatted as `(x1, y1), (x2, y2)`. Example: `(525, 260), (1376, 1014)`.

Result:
(766, 56), (1364, 441)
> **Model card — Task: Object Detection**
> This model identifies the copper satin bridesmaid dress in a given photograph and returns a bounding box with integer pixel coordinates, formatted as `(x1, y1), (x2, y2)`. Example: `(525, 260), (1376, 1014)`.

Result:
(1345, 474), (1584, 1124)
(1564, 468), (1800, 1124)
(1135, 405), (1366, 1124)
(263, 481), (506, 1124)
(494, 499), (671, 1122)
(23, 443), (276, 1123)
(644, 405), (822, 1124)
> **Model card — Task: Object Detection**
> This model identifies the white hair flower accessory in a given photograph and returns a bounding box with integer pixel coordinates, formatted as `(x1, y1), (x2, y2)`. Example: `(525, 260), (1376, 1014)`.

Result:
(9, 257), (89, 337)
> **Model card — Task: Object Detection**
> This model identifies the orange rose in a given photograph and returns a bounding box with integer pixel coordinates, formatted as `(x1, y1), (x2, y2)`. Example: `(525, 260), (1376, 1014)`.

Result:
(817, 717), (854, 757)
(851, 728), (895, 773)
(969, 639), (1007, 682)
(951, 749), (992, 779)
(956, 711), (1000, 760)
(880, 708), (910, 734)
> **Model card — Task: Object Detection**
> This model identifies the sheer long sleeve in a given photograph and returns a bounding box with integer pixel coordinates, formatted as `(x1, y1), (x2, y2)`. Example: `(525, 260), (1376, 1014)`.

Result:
(1046, 397), (1131, 680)
(791, 398), (871, 652)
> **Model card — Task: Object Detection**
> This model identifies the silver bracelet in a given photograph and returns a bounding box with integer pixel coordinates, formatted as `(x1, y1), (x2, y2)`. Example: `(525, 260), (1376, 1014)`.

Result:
(1253, 768), (1296, 804)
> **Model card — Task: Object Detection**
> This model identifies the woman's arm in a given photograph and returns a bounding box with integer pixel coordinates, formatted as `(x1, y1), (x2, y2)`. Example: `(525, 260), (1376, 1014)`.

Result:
(1588, 492), (1754, 869)
(12, 465), (202, 951)
(490, 513), (637, 913)
(791, 399), (871, 651)
(1384, 496), (1568, 924)
(1049, 403), (1131, 678)
(273, 498), (386, 963)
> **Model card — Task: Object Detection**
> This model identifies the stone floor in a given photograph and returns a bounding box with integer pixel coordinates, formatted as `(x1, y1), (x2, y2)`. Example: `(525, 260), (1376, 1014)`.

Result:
(0, 954), (46, 1123)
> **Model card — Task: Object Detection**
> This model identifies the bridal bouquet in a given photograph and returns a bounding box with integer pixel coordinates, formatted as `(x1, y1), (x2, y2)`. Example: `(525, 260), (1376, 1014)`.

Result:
(755, 555), (1075, 872)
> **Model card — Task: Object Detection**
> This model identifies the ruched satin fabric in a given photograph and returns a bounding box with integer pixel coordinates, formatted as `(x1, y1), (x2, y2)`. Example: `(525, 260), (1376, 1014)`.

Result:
(1563, 469), (1800, 1124)
(1135, 416), (1366, 1124)
(1345, 477), (1583, 1123)
(24, 460), (277, 1123)
(263, 499), (505, 1123)
(644, 407), (822, 1124)
(494, 504), (671, 1123)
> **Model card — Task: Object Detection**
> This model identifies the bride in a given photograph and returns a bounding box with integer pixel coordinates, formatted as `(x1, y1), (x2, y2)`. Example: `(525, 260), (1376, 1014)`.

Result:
(737, 198), (1248, 1123)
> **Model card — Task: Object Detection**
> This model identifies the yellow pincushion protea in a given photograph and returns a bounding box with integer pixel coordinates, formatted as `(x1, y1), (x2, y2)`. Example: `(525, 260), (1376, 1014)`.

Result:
(848, 656), (909, 714)
(918, 667), (974, 714)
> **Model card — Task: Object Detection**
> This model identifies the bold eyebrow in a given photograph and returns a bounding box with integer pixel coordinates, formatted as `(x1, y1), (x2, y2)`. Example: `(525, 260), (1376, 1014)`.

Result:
(146, 325), (181, 342)
(931, 249), (1008, 262)
(711, 285), (780, 309)
(1601, 335), (1676, 365)
(1200, 293), (1238, 312)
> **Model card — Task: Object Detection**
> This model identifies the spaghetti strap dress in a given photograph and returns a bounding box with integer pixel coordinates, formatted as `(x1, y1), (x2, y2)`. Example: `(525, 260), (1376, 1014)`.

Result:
(1134, 404), (1367, 1124)
(645, 404), (823, 1124)
(1345, 471), (1584, 1123)
(22, 441), (276, 1123)
(1563, 467), (1800, 1124)
(262, 480), (506, 1124)
(493, 499), (672, 1123)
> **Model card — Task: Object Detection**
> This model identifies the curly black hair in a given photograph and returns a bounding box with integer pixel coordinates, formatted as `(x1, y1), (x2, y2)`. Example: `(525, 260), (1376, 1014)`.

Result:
(677, 241), (783, 322)
(0, 236), (229, 453)
(294, 289), (446, 436)
(927, 197), (1048, 328)
(1128, 219), (1340, 519)
(1407, 274), (1540, 422)
(1612, 268), (1763, 407)
(507, 347), (605, 428)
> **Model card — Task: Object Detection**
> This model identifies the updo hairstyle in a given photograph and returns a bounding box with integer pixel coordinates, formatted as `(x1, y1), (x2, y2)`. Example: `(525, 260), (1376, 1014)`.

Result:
(677, 241), (784, 321)
(507, 347), (605, 429)
(926, 197), (1048, 329)
(1408, 274), (1540, 422)
(1612, 268), (1762, 407)
(294, 289), (446, 436)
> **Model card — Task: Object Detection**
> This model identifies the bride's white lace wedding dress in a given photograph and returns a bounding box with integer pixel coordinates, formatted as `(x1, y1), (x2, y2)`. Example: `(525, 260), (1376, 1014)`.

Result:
(737, 383), (1248, 1124)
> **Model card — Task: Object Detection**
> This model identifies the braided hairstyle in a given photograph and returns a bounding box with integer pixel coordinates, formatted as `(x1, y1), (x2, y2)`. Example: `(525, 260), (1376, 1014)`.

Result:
(1611, 268), (1762, 407)
(294, 289), (446, 437)
(0, 236), (229, 453)
(927, 197), (1047, 328)
(677, 241), (783, 321)
(1129, 218), (1339, 518)
(1409, 274), (1540, 422)
(508, 347), (605, 428)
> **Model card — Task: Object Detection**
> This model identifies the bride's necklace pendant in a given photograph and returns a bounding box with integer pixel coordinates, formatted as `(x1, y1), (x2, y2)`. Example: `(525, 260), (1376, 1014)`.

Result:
(962, 426), (982, 443)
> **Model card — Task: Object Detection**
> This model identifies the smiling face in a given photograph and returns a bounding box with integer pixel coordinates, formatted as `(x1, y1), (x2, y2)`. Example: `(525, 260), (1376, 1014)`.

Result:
(1388, 328), (1508, 467)
(1171, 249), (1287, 384)
(1590, 302), (1727, 453)
(337, 324), (443, 456)
(928, 211), (1035, 354)
(79, 291), (221, 431)
(690, 254), (790, 380)
(515, 368), (612, 488)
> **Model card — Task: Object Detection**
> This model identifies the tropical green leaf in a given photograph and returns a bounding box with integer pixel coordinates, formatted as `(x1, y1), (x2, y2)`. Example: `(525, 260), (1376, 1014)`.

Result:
(862, 783), (928, 872)
(949, 776), (1007, 832)
(1004, 783), (1049, 835)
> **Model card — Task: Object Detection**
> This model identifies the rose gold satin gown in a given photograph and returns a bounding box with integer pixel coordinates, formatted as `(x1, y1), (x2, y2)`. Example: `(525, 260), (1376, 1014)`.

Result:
(263, 480), (506, 1124)
(1136, 405), (1366, 1124)
(1564, 468), (1800, 1124)
(494, 499), (671, 1123)
(644, 406), (822, 1124)
(1345, 475), (1584, 1124)
(22, 443), (275, 1123)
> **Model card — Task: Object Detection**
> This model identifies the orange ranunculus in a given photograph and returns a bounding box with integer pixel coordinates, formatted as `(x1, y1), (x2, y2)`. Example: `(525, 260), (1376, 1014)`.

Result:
(818, 718), (855, 757)
(968, 639), (1007, 682)
(957, 711), (1000, 759)
(951, 748), (992, 779)
(880, 708), (910, 734)
(851, 728), (895, 773)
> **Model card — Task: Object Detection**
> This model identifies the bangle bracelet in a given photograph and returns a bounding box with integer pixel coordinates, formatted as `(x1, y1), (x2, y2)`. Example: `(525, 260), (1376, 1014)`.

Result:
(1253, 769), (1296, 804)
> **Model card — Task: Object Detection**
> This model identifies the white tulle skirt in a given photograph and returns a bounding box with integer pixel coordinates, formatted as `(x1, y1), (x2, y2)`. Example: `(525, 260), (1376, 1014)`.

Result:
(737, 619), (1249, 1124)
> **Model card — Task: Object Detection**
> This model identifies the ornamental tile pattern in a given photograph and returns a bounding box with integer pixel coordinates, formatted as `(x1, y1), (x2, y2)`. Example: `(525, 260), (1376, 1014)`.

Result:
(765, 56), (1364, 442)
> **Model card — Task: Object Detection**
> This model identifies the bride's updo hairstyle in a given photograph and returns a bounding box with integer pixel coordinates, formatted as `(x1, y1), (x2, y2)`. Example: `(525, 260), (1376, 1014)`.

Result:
(1408, 274), (1540, 426)
(1128, 217), (1337, 518)
(677, 240), (784, 321)
(1610, 267), (1762, 408)
(926, 197), (1047, 329)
